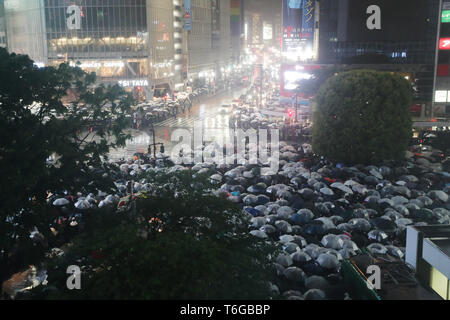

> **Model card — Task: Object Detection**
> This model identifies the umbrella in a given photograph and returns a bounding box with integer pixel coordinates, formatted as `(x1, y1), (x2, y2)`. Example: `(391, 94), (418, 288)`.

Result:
(329, 215), (344, 225)
(386, 245), (405, 259)
(249, 230), (268, 239)
(283, 266), (306, 284)
(417, 195), (433, 206)
(315, 217), (336, 230)
(254, 205), (269, 215)
(274, 220), (292, 234)
(279, 234), (295, 243)
(277, 206), (294, 219)
(317, 253), (339, 270)
(243, 194), (258, 206)
(74, 200), (91, 210)
(320, 187), (334, 196)
(305, 275), (330, 292)
(395, 218), (413, 228)
(250, 217), (266, 228)
(330, 182), (353, 194)
(53, 198), (70, 206)
(291, 235), (307, 248)
(367, 243), (388, 255)
(427, 190), (448, 203)
(371, 217), (397, 233)
(291, 251), (312, 265)
(348, 218), (372, 232)
(304, 244), (321, 259)
(276, 254), (293, 267)
(244, 207), (261, 217)
(368, 230), (389, 242)
(260, 224), (277, 235)
(298, 188), (315, 200)
(321, 234), (344, 250)
(369, 169), (383, 180)
(283, 242), (301, 254)
(303, 289), (326, 300)
(282, 290), (303, 299)
(391, 196), (409, 206)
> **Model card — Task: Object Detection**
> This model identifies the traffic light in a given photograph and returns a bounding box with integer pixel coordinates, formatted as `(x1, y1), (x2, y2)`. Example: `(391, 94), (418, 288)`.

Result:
(287, 109), (294, 118)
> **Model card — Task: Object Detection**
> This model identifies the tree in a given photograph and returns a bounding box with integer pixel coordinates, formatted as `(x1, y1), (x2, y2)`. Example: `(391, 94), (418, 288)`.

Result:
(27, 172), (280, 300)
(0, 48), (134, 283)
(312, 70), (413, 164)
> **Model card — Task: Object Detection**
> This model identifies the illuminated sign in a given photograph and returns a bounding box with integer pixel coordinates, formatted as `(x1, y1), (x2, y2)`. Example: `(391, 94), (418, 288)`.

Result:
(230, 0), (241, 37)
(301, 0), (315, 38)
(280, 64), (321, 97)
(443, 10), (450, 23)
(70, 62), (101, 68)
(263, 23), (273, 40)
(283, 0), (303, 50)
(435, 90), (448, 103)
(119, 80), (149, 87)
(69, 61), (124, 69)
(439, 38), (450, 50)
(184, 0), (192, 31)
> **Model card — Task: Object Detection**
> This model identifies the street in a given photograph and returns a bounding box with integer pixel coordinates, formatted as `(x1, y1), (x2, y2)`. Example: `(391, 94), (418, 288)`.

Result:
(108, 87), (248, 160)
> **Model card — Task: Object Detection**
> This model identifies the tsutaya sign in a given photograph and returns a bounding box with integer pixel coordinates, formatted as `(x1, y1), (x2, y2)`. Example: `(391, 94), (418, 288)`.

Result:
(67, 5), (82, 30)
(118, 79), (149, 87)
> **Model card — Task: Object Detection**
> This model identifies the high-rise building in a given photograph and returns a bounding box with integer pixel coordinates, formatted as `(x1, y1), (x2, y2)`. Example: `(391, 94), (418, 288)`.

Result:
(432, 0), (450, 118)
(0, 0), (6, 48)
(3, 0), (233, 100)
(318, 0), (440, 103)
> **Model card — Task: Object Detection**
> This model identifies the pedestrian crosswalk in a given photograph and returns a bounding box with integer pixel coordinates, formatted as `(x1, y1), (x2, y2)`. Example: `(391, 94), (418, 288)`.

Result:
(154, 113), (231, 129)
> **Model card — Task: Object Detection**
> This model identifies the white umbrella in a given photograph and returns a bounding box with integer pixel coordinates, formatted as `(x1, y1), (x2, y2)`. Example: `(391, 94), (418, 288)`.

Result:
(53, 198), (70, 206)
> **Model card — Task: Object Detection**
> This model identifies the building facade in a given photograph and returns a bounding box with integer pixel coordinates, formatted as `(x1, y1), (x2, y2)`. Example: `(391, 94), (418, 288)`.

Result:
(4, 0), (234, 100)
(318, 0), (440, 103)
(0, 0), (6, 48)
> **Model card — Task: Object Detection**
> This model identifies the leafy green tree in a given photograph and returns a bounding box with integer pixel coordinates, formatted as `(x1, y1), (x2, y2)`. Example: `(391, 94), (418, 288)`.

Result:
(0, 48), (134, 283)
(312, 70), (412, 164)
(28, 172), (279, 300)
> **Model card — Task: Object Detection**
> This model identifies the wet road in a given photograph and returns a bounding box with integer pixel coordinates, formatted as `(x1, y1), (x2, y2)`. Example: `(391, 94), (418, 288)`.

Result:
(108, 87), (247, 160)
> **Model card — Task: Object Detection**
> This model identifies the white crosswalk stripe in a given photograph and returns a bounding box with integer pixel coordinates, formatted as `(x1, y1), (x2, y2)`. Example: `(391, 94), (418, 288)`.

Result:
(154, 113), (230, 129)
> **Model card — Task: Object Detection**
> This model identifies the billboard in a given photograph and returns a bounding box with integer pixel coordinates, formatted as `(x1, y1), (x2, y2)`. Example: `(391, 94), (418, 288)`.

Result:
(301, 0), (315, 44)
(439, 38), (450, 50)
(283, 0), (303, 50)
(211, 0), (221, 36)
(346, 0), (426, 42)
(184, 0), (192, 31)
(230, 0), (241, 37)
(280, 63), (321, 97)
(443, 10), (450, 23)
(263, 23), (273, 40)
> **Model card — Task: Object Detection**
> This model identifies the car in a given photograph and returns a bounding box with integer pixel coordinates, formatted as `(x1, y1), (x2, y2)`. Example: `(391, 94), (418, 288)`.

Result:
(219, 104), (233, 114)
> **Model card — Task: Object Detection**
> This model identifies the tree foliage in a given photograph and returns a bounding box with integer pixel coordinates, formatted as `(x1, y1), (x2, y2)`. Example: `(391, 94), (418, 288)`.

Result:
(28, 172), (279, 300)
(312, 70), (413, 164)
(0, 48), (134, 282)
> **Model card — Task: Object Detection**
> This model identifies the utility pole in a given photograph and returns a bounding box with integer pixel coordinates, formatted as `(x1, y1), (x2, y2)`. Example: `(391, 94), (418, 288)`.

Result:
(147, 121), (165, 158)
